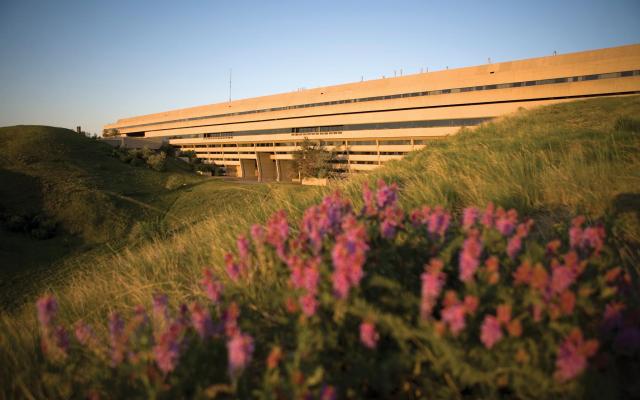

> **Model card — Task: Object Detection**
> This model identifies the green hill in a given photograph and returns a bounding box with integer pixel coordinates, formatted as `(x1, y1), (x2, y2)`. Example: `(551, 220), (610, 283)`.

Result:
(0, 126), (204, 305)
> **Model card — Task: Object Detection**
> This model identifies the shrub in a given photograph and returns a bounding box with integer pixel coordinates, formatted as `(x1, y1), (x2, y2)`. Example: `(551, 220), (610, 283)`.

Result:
(33, 181), (639, 398)
(614, 116), (640, 133)
(146, 152), (167, 172)
(294, 138), (334, 178)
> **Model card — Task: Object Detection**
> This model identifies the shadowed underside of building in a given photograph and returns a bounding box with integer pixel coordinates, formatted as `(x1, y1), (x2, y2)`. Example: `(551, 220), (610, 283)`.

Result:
(104, 44), (640, 181)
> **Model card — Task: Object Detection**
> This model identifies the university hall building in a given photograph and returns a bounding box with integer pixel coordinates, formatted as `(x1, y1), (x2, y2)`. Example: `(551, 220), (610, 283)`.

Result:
(103, 44), (640, 181)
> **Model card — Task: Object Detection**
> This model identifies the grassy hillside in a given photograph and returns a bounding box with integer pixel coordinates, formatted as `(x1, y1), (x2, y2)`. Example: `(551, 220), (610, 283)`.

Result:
(0, 126), (294, 308)
(1, 97), (639, 398)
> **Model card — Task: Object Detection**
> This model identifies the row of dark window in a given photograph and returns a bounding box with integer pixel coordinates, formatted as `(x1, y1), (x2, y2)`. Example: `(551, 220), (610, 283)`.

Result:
(119, 69), (639, 130)
(176, 117), (491, 141)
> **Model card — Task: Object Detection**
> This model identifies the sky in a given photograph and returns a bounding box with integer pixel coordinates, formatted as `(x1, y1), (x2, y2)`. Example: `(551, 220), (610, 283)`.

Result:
(0, 0), (639, 135)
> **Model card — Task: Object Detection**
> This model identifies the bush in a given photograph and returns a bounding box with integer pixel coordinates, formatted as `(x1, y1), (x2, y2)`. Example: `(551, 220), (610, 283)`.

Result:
(294, 138), (334, 178)
(32, 181), (639, 398)
(2, 213), (56, 239)
(614, 116), (640, 133)
(146, 152), (167, 172)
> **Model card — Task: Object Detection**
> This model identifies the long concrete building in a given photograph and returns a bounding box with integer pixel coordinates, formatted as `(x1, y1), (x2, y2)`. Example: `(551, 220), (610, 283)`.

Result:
(104, 44), (640, 181)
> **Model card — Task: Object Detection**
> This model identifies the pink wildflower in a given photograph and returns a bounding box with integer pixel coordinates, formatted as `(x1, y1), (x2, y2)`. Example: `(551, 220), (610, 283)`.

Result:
(154, 321), (184, 374)
(441, 302), (466, 336)
(266, 210), (289, 258)
(190, 302), (214, 339)
(331, 216), (369, 298)
(507, 235), (522, 260)
(223, 303), (240, 337)
(362, 182), (377, 216)
(380, 205), (403, 239)
(227, 332), (254, 375)
(569, 216), (585, 249)
(459, 229), (483, 282)
(495, 208), (518, 236)
(555, 329), (598, 381)
(481, 203), (495, 228)
(200, 269), (223, 304)
(250, 224), (266, 245)
(496, 304), (512, 325)
(225, 253), (242, 281)
(480, 315), (503, 349)
(74, 320), (96, 346)
(299, 293), (318, 317)
(551, 265), (575, 294)
(420, 259), (445, 319)
(360, 321), (380, 349)
(427, 206), (451, 237)
(320, 385), (337, 400)
(236, 235), (251, 263)
(464, 295), (479, 315)
(375, 179), (398, 209)
(462, 207), (478, 230)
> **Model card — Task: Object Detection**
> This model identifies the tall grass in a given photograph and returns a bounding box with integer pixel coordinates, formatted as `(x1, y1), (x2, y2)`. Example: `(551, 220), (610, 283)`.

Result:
(1, 96), (639, 397)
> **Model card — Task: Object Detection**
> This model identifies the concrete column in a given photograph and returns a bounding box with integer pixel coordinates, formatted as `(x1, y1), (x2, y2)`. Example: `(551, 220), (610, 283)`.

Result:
(257, 153), (277, 181)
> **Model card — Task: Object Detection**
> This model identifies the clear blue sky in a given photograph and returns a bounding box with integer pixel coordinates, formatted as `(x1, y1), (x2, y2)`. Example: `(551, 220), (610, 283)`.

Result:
(1, 0), (639, 135)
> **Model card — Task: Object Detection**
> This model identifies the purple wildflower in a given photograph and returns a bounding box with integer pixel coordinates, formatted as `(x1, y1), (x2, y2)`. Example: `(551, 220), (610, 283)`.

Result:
(427, 206), (451, 237)
(154, 321), (183, 374)
(51, 325), (69, 355)
(495, 208), (518, 236)
(201, 269), (223, 304)
(380, 205), (404, 239)
(36, 294), (58, 329)
(152, 293), (169, 325)
(227, 332), (254, 375)
(108, 312), (126, 367)
(190, 302), (214, 339)
(459, 229), (483, 282)
(441, 303), (466, 336)
(360, 321), (379, 349)
(480, 315), (503, 349)
(614, 327), (640, 355)
(375, 179), (398, 209)
(320, 385), (337, 400)
(462, 207), (478, 230)
(602, 302), (625, 333)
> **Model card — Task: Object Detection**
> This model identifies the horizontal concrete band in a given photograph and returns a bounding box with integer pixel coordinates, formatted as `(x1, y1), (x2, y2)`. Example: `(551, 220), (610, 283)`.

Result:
(114, 69), (640, 131)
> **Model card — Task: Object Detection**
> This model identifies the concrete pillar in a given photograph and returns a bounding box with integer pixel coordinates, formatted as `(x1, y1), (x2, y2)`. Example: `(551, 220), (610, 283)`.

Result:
(257, 153), (277, 181)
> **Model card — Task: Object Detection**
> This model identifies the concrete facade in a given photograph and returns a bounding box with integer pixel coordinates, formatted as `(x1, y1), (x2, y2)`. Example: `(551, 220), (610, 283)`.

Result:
(104, 44), (640, 181)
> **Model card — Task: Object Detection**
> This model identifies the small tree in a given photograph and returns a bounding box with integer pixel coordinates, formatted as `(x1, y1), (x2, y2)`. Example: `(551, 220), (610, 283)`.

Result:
(102, 128), (120, 137)
(293, 138), (334, 179)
